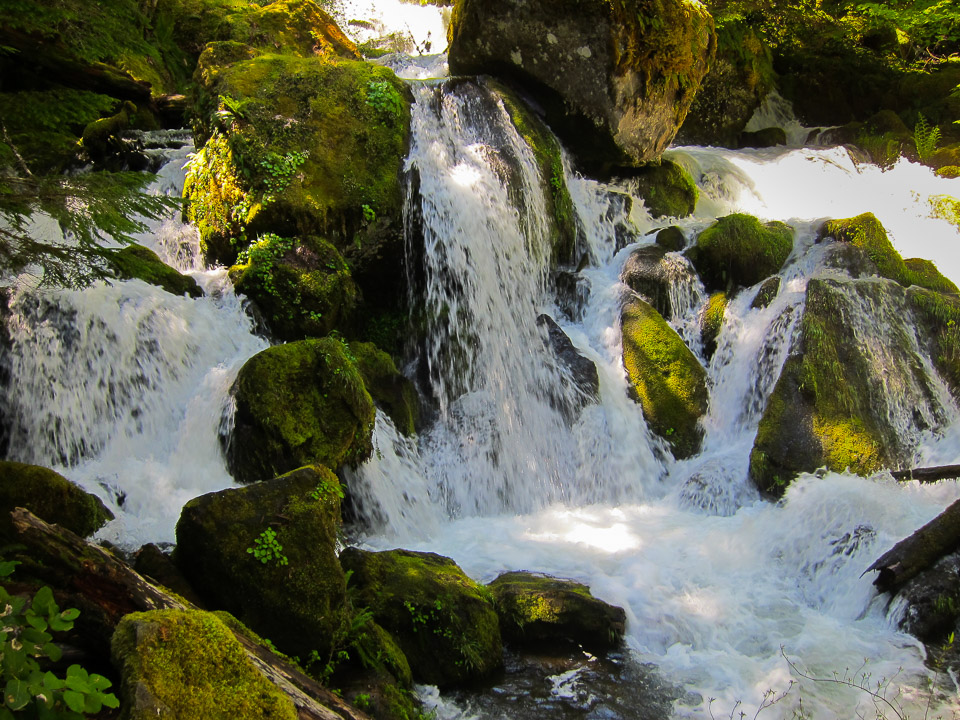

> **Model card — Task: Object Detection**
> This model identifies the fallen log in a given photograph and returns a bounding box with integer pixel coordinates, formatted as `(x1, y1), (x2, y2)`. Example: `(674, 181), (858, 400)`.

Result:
(862, 498), (960, 594)
(8, 508), (369, 720)
(891, 464), (960, 483)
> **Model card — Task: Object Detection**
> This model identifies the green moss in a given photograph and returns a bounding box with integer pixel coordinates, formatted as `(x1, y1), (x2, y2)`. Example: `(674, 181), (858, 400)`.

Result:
(909, 288), (960, 396)
(701, 291), (727, 358)
(929, 195), (960, 232)
(105, 243), (202, 297)
(0, 460), (113, 539)
(229, 234), (357, 340)
(904, 257), (960, 295)
(656, 225), (686, 252)
(631, 158), (698, 218)
(349, 341), (419, 436)
(693, 213), (793, 291)
(820, 212), (908, 283)
(175, 465), (347, 660)
(227, 338), (376, 483)
(936, 166), (960, 178)
(111, 609), (297, 720)
(621, 297), (708, 458)
(339, 548), (502, 687)
(751, 276), (781, 309)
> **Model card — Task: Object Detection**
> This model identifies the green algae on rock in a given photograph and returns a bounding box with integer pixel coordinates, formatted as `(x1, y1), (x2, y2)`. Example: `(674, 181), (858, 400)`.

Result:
(105, 243), (203, 297)
(701, 291), (728, 359)
(349, 341), (419, 436)
(621, 297), (708, 458)
(175, 465), (346, 660)
(339, 548), (502, 687)
(111, 609), (297, 720)
(227, 338), (376, 483)
(692, 213), (793, 292)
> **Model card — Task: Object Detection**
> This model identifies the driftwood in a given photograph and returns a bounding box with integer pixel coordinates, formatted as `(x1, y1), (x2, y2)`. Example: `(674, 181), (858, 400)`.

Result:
(8, 508), (369, 720)
(862, 498), (960, 594)
(891, 464), (960, 483)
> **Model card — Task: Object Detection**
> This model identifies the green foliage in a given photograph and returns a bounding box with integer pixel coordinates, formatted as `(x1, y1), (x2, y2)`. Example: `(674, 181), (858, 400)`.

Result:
(309, 474), (345, 502)
(246, 527), (289, 566)
(236, 233), (295, 297)
(260, 150), (309, 202)
(914, 113), (942, 160)
(365, 80), (404, 123)
(0, 562), (119, 718)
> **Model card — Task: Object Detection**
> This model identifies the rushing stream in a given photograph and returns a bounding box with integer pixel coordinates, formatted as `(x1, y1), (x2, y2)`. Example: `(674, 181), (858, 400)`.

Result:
(4, 11), (960, 719)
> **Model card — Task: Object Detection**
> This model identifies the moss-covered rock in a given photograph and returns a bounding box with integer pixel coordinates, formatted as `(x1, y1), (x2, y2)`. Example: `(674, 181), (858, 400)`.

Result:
(105, 243), (203, 297)
(621, 296), (708, 458)
(656, 225), (686, 252)
(228, 234), (356, 341)
(487, 571), (625, 651)
(226, 338), (376, 483)
(749, 277), (942, 494)
(621, 244), (673, 318)
(909, 288), (960, 398)
(692, 213), (793, 292)
(904, 258), (960, 295)
(701, 291), (728, 359)
(936, 166), (960, 179)
(0, 461), (113, 540)
(448, 0), (716, 173)
(349, 341), (419, 436)
(751, 276), (781, 309)
(111, 609), (297, 720)
(175, 465), (347, 660)
(80, 100), (138, 163)
(628, 159), (698, 218)
(185, 48), (411, 278)
(339, 548), (503, 687)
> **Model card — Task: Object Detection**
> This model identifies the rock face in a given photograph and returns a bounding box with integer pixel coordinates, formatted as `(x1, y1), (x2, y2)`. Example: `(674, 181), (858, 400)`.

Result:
(691, 213), (793, 292)
(226, 338), (376, 483)
(487, 571), (625, 651)
(339, 548), (502, 687)
(448, 0), (716, 173)
(175, 466), (347, 660)
(0, 460), (113, 539)
(621, 296), (708, 458)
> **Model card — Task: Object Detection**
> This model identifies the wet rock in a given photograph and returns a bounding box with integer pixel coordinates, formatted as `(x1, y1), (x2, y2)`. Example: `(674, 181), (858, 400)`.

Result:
(738, 127), (787, 148)
(894, 550), (960, 662)
(700, 291), (728, 359)
(349, 341), (420, 436)
(691, 213), (793, 293)
(447, 0), (715, 174)
(339, 547), (502, 687)
(105, 244), (203, 298)
(536, 314), (600, 417)
(621, 244), (673, 318)
(554, 270), (591, 322)
(622, 159), (698, 219)
(133, 544), (204, 607)
(751, 277), (781, 309)
(487, 571), (625, 651)
(656, 226), (687, 253)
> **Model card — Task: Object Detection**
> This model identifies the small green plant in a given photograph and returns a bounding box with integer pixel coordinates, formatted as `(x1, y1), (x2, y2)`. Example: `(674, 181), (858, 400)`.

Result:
(914, 113), (941, 162)
(365, 80), (403, 122)
(361, 204), (376, 223)
(260, 150), (308, 202)
(246, 527), (289, 566)
(353, 693), (371, 710)
(309, 475), (345, 502)
(236, 233), (294, 298)
(0, 560), (120, 718)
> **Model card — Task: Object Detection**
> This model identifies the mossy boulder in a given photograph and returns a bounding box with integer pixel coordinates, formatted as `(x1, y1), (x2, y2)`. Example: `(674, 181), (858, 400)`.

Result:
(904, 258), (960, 296)
(701, 291), (728, 359)
(111, 609), (297, 720)
(0, 461), (113, 540)
(621, 244), (674, 318)
(80, 100), (137, 164)
(749, 277), (945, 494)
(691, 213), (793, 292)
(751, 276), (781, 309)
(175, 465), (347, 660)
(627, 159), (698, 218)
(909, 288), (960, 397)
(621, 297), (708, 458)
(228, 234), (356, 341)
(106, 243), (202, 298)
(349, 341), (419, 437)
(656, 225), (686, 252)
(185, 47), (411, 285)
(448, 0), (716, 173)
(936, 166), (960, 179)
(339, 548), (503, 687)
(226, 338), (376, 484)
(487, 571), (626, 651)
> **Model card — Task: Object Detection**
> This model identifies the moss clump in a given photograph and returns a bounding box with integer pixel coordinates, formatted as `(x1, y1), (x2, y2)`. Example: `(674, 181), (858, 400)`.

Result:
(621, 297), (708, 458)
(175, 465), (347, 660)
(111, 609), (297, 720)
(936, 166), (960, 179)
(105, 243), (202, 297)
(909, 288), (960, 397)
(656, 225), (686, 252)
(349, 341), (419, 436)
(227, 338), (376, 483)
(819, 212), (908, 284)
(339, 548), (502, 687)
(751, 276), (781, 309)
(229, 234), (357, 341)
(904, 258), (960, 295)
(487, 571), (625, 651)
(0, 460), (113, 540)
(929, 195), (960, 232)
(630, 159), (698, 218)
(701, 291), (728, 359)
(692, 213), (793, 292)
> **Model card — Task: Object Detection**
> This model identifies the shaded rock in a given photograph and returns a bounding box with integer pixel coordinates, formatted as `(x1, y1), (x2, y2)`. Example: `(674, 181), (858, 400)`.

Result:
(536, 314), (600, 416)
(175, 465), (346, 660)
(448, 0), (716, 174)
(133, 544), (205, 607)
(738, 127), (787, 148)
(751, 276), (781, 309)
(621, 244), (672, 318)
(691, 213), (793, 292)
(81, 100), (137, 164)
(339, 547), (502, 687)
(487, 571), (625, 651)
(0, 460), (113, 540)
(106, 243), (203, 298)
(226, 338), (376, 483)
(111, 609), (298, 720)
(228, 235), (357, 341)
(656, 226), (686, 252)
(621, 296), (708, 458)
(700, 291), (728, 359)
(624, 159), (698, 219)
(554, 270), (591, 322)
(894, 551), (960, 647)
(349, 341), (419, 436)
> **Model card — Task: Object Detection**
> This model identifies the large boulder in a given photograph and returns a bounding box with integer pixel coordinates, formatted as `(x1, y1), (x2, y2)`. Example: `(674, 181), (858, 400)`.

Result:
(111, 609), (298, 720)
(691, 213), (793, 292)
(105, 244), (203, 298)
(0, 461), (113, 539)
(621, 296), (708, 458)
(487, 571), (625, 651)
(175, 465), (347, 660)
(626, 159), (698, 219)
(448, 0), (716, 173)
(226, 338), (376, 484)
(339, 548), (502, 687)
